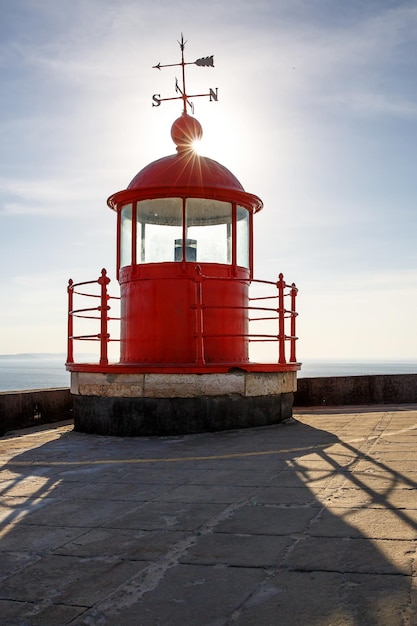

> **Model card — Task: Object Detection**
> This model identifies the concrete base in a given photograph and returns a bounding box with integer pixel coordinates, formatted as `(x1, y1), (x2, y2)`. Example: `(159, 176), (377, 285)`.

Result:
(73, 393), (294, 436)
(71, 370), (297, 436)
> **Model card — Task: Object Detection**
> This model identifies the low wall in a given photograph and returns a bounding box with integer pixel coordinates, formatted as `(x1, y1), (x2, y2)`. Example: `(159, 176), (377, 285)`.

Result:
(1, 373), (416, 436)
(0, 388), (72, 436)
(295, 373), (417, 407)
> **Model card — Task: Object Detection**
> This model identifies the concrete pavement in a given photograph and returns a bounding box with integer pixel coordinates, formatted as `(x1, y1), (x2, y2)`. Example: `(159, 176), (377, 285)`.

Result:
(1, 405), (417, 625)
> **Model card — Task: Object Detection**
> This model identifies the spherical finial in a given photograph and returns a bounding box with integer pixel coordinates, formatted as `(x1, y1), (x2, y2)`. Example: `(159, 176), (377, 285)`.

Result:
(171, 113), (203, 152)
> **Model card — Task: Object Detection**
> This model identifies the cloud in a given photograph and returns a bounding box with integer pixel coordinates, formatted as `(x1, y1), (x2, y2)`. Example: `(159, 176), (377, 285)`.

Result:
(248, 3), (417, 120)
(1, 0), (416, 359)
(0, 176), (104, 216)
(300, 267), (417, 296)
(327, 91), (417, 118)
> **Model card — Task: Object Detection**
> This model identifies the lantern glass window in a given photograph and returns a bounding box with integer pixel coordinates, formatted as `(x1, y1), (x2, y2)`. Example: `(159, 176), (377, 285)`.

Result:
(236, 206), (250, 268)
(136, 198), (182, 263)
(120, 203), (132, 267)
(186, 199), (232, 264)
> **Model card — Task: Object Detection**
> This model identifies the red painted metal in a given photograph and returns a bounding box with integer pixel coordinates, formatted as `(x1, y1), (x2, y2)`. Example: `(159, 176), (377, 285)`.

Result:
(171, 114), (203, 147)
(67, 279), (74, 364)
(290, 283), (298, 363)
(119, 263), (250, 364)
(68, 361), (300, 374)
(107, 115), (262, 213)
(277, 273), (286, 364)
(67, 113), (300, 375)
(108, 187), (261, 214)
(66, 270), (120, 365)
(194, 266), (205, 366)
(67, 268), (299, 371)
(124, 156), (245, 194)
(98, 269), (111, 365)
(105, 114), (265, 368)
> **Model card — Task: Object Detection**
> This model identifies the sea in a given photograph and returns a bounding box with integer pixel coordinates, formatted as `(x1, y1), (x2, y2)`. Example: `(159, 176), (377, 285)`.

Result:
(0, 353), (417, 393)
(0, 354), (70, 392)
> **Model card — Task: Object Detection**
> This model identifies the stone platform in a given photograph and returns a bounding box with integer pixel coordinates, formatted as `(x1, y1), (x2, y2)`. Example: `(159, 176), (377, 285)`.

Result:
(70, 370), (297, 435)
(1, 404), (417, 625)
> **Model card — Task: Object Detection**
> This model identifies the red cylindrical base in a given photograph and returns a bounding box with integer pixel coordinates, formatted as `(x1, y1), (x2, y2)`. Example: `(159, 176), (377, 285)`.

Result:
(119, 263), (250, 364)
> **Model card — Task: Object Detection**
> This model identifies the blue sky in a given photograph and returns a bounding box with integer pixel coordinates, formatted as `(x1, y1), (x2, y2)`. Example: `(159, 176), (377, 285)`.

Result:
(1, 0), (417, 361)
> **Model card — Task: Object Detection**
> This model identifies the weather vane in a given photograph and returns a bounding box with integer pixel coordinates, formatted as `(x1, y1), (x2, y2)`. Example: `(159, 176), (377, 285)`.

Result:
(152, 34), (218, 114)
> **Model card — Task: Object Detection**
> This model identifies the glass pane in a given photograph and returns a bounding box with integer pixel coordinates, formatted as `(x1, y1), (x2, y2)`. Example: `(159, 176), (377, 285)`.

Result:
(120, 204), (132, 268)
(186, 199), (232, 264)
(137, 198), (182, 225)
(137, 198), (183, 263)
(186, 198), (232, 226)
(236, 206), (249, 268)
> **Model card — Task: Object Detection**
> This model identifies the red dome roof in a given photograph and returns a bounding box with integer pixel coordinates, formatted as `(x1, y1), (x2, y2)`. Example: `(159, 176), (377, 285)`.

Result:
(127, 152), (244, 191)
(129, 114), (243, 191)
(107, 113), (263, 213)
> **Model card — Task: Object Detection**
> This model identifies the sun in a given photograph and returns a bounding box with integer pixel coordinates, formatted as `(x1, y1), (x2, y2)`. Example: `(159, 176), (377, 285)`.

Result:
(191, 137), (202, 154)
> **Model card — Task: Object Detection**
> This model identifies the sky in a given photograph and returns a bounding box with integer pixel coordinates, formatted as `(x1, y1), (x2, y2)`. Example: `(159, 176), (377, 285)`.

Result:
(1, 0), (417, 362)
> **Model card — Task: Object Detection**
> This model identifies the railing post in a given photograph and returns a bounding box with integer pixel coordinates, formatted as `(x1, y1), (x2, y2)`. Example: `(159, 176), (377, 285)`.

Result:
(194, 265), (205, 366)
(67, 279), (74, 364)
(98, 268), (111, 365)
(277, 273), (286, 364)
(290, 283), (297, 363)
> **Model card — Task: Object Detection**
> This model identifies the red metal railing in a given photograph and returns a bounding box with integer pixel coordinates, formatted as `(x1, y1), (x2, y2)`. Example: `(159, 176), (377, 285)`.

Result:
(67, 268), (298, 366)
(194, 267), (298, 365)
(250, 273), (298, 364)
(67, 268), (120, 365)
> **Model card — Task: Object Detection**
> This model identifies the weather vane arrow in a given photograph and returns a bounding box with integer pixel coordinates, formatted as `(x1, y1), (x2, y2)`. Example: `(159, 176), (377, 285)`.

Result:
(153, 55), (214, 71)
(152, 34), (218, 114)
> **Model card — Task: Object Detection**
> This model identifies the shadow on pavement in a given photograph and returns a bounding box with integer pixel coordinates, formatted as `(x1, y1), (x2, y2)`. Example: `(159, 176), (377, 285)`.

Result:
(0, 414), (416, 625)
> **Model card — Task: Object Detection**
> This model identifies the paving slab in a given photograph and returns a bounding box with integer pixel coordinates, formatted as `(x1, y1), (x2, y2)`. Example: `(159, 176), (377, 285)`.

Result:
(0, 406), (417, 625)
(214, 502), (319, 535)
(179, 532), (293, 567)
(0, 600), (86, 626)
(78, 563), (267, 626)
(285, 536), (415, 574)
(233, 571), (412, 626)
(312, 506), (417, 539)
(324, 485), (417, 509)
(158, 484), (253, 504)
(55, 528), (188, 560)
(102, 501), (227, 531)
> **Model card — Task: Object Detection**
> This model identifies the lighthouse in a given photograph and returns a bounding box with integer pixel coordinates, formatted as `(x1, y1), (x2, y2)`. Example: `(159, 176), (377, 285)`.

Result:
(67, 36), (300, 436)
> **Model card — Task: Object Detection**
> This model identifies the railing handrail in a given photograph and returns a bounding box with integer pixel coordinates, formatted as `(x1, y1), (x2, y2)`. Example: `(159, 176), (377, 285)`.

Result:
(72, 290), (120, 300)
(193, 268), (298, 365)
(67, 268), (298, 366)
(67, 268), (120, 366)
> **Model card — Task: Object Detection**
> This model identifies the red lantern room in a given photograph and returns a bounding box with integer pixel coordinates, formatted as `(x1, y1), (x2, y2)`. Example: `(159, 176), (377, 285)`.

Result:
(108, 112), (262, 367)
(66, 36), (301, 436)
